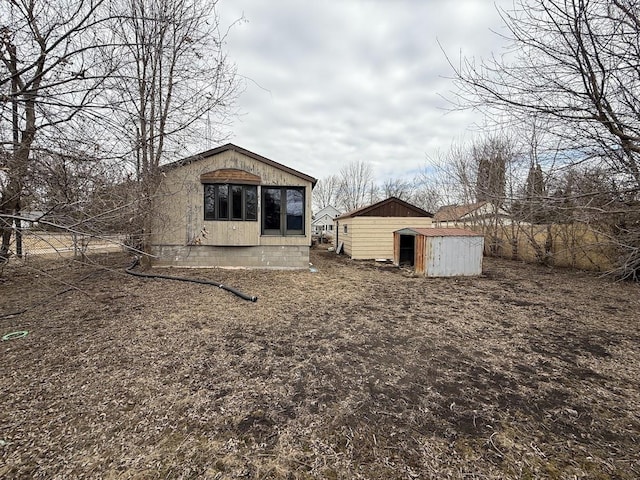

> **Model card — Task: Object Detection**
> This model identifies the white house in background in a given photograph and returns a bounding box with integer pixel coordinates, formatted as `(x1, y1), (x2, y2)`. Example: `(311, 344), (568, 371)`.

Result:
(15, 211), (44, 229)
(312, 205), (342, 236)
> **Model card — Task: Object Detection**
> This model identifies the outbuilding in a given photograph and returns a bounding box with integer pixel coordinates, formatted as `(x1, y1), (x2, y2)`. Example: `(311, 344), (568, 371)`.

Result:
(393, 227), (484, 277)
(334, 197), (433, 260)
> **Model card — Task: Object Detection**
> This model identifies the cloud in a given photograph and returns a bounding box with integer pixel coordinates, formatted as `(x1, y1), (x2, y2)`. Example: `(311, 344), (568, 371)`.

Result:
(216, 0), (512, 184)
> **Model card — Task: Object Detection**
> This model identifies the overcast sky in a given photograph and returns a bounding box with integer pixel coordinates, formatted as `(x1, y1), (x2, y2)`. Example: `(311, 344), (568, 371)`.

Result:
(216, 0), (512, 184)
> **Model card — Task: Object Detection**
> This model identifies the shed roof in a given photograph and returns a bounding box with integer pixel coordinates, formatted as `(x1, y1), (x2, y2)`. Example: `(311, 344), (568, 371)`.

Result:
(395, 227), (483, 237)
(162, 143), (317, 186)
(336, 197), (432, 220)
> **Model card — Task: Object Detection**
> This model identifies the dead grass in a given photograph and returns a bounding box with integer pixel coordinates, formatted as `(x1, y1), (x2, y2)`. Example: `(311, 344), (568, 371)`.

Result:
(1, 247), (639, 479)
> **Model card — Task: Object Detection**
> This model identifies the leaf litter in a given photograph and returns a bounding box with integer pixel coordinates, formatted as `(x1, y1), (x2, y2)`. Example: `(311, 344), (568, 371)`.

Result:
(1, 247), (639, 479)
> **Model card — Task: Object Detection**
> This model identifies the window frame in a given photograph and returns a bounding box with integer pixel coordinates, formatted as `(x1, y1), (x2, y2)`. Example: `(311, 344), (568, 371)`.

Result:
(261, 186), (306, 236)
(204, 183), (258, 222)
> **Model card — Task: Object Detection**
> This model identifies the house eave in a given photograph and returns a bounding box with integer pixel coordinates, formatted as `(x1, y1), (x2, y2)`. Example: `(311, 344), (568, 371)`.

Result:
(162, 143), (317, 187)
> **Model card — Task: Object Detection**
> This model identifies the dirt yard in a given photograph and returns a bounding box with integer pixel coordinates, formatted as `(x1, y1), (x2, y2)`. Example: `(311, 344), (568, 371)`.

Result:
(1, 247), (639, 479)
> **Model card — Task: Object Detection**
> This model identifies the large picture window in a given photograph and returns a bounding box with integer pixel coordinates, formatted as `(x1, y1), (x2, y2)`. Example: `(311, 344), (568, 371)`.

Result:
(262, 187), (305, 235)
(204, 184), (257, 221)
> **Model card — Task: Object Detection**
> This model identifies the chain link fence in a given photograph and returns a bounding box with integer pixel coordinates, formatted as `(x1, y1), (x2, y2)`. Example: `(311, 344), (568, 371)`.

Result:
(7, 230), (126, 259)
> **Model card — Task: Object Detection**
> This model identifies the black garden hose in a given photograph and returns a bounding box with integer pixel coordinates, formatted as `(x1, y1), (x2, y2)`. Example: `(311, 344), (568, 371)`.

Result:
(125, 257), (258, 302)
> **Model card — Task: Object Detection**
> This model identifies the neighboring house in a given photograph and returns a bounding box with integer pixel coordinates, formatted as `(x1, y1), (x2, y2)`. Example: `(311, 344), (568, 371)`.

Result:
(433, 201), (509, 228)
(334, 197), (433, 260)
(150, 143), (316, 269)
(15, 211), (44, 229)
(312, 205), (341, 236)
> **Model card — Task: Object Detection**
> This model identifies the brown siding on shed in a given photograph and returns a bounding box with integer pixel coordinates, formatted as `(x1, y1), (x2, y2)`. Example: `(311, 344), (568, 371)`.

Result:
(336, 197), (433, 220)
(393, 231), (426, 274)
(359, 201), (426, 217)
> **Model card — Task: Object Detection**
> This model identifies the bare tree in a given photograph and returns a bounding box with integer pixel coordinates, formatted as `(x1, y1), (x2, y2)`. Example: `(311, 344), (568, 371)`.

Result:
(312, 174), (340, 211)
(411, 182), (441, 214)
(0, 0), (239, 261)
(0, 0), (114, 258)
(422, 141), (480, 207)
(381, 177), (415, 201)
(337, 160), (375, 212)
(108, 0), (240, 251)
(109, 0), (238, 178)
(452, 0), (640, 184)
(450, 0), (640, 278)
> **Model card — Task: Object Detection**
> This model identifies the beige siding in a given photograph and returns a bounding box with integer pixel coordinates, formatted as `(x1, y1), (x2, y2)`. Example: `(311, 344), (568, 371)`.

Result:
(350, 217), (432, 260)
(335, 217), (353, 255)
(151, 149), (312, 249)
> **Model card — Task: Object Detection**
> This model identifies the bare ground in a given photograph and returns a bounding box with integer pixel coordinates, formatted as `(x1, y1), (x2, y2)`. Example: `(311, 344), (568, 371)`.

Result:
(1, 247), (639, 479)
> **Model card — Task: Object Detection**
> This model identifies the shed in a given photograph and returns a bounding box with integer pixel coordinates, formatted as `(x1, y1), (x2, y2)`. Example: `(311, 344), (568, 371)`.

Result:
(393, 227), (484, 277)
(334, 197), (433, 260)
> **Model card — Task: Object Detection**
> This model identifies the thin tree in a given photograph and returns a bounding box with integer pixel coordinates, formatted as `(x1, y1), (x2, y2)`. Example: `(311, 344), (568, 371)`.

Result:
(107, 0), (239, 251)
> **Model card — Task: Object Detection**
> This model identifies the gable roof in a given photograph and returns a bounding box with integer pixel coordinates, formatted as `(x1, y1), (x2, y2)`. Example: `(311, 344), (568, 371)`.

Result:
(336, 197), (433, 220)
(433, 201), (489, 222)
(162, 143), (317, 186)
(313, 205), (342, 218)
(312, 208), (341, 223)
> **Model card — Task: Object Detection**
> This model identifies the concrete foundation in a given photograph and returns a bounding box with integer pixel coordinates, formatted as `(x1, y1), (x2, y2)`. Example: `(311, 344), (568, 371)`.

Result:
(150, 244), (310, 269)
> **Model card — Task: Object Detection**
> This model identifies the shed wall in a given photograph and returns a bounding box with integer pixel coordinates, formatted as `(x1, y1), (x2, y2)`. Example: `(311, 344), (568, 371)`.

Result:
(425, 235), (484, 277)
(350, 217), (432, 260)
(336, 217), (353, 255)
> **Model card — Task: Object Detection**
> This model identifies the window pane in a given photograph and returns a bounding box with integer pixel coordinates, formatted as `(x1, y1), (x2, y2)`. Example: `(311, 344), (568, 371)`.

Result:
(245, 186), (257, 220)
(286, 188), (304, 233)
(204, 185), (216, 220)
(231, 185), (243, 219)
(218, 185), (228, 219)
(264, 188), (281, 230)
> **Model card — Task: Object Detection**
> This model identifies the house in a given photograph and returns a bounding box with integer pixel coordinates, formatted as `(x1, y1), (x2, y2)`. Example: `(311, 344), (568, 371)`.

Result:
(150, 143), (317, 269)
(13, 211), (44, 229)
(393, 227), (484, 276)
(433, 201), (509, 228)
(334, 197), (433, 260)
(312, 205), (341, 237)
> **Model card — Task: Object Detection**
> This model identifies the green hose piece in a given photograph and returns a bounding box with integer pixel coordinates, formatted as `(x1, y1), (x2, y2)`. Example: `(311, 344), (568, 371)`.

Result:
(2, 331), (29, 341)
